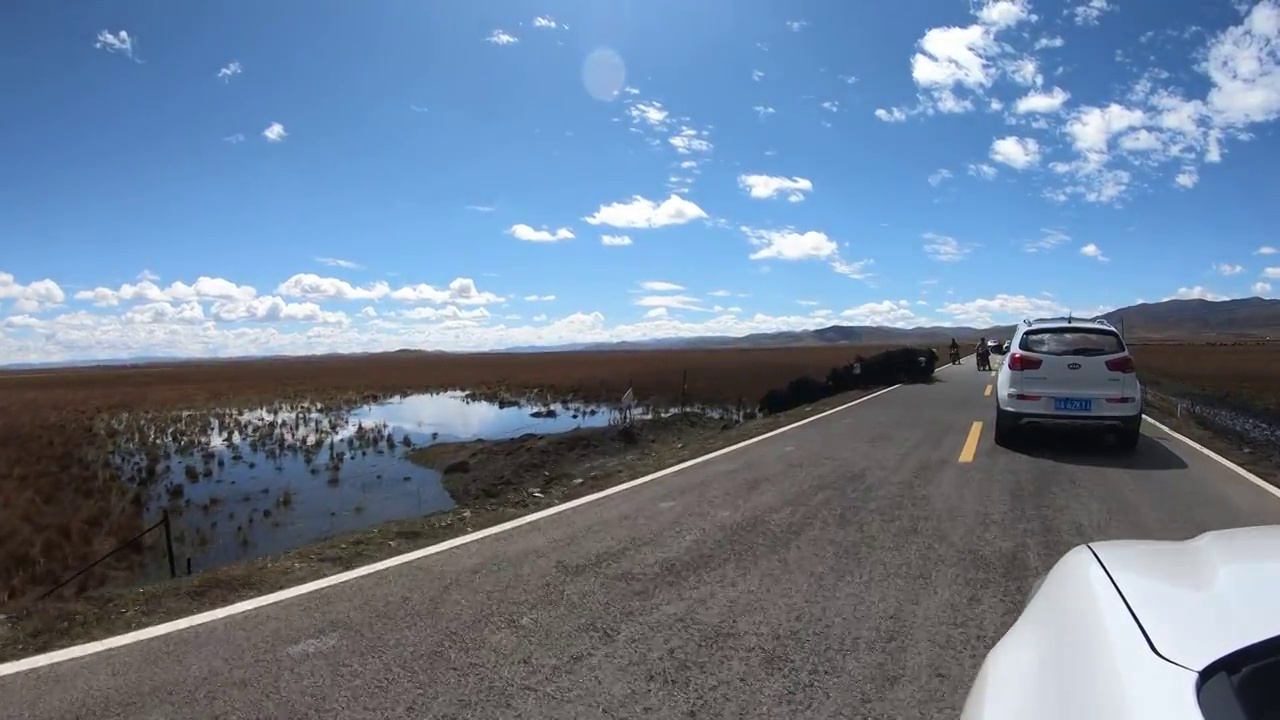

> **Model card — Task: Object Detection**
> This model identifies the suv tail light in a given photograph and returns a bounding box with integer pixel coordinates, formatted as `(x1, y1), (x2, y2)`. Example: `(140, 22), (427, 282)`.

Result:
(1105, 355), (1136, 374)
(1008, 352), (1042, 371)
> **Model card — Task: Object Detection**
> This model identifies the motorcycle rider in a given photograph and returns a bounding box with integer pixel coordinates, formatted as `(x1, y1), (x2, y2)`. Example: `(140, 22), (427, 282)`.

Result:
(976, 337), (990, 370)
(948, 337), (961, 364)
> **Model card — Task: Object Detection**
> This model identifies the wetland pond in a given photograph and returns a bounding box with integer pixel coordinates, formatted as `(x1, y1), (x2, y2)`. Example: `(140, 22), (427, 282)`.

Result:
(129, 392), (724, 577)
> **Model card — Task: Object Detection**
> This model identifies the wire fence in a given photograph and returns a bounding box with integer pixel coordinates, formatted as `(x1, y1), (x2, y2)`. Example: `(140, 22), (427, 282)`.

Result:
(1143, 386), (1280, 459)
(37, 510), (180, 602)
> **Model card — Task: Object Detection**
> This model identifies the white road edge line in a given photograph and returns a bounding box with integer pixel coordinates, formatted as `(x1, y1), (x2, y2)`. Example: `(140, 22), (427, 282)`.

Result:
(0, 353), (971, 678)
(1142, 414), (1280, 501)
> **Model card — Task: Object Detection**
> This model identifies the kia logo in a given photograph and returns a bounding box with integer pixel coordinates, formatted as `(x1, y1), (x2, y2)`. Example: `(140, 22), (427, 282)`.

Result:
(1067, 362), (1082, 370)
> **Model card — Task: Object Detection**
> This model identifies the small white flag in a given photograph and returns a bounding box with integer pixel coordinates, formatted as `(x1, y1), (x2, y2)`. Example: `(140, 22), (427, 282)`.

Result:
(621, 387), (635, 408)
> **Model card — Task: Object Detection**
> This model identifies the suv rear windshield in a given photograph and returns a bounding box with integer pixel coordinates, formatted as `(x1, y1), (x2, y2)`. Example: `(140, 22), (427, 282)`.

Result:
(1019, 328), (1125, 357)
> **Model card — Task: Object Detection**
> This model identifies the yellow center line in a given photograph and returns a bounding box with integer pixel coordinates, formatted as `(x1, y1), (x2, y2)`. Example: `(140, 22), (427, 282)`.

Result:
(958, 421), (983, 463)
(984, 384), (993, 397)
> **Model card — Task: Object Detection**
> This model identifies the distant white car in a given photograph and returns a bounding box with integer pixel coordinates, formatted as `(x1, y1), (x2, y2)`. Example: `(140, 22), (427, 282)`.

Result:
(962, 525), (1280, 720)
(994, 316), (1142, 450)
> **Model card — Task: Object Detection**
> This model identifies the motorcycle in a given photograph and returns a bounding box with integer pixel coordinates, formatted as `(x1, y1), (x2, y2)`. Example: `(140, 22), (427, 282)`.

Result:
(949, 348), (961, 365)
(976, 351), (992, 372)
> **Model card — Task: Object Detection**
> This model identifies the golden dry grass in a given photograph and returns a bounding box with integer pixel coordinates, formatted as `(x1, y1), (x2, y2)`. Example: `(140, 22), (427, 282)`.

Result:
(0, 345), (900, 604)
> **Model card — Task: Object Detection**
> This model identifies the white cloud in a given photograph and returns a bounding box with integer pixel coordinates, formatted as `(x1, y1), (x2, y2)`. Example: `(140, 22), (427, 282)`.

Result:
(821, 100), (840, 113)
(989, 136), (1042, 169)
(601, 234), (633, 246)
(1256, 246), (1278, 255)
(93, 30), (137, 60)
(922, 233), (974, 262)
(583, 194), (708, 228)
(210, 296), (349, 324)
(626, 102), (669, 128)
(1080, 243), (1109, 261)
(1034, 36), (1065, 50)
(786, 20), (808, 31)
(639, 281), (685, 292)
(667, 127), (713, 154)
(137, 269), (160, 282)
(939, 294), (1068, 326)
(875, 107), (909, 122)
(1174, 167), (1200, 188)
(223, 133), (246, 144)
(1253, 281), (1274, 295)
(928, 169), (954, 187)
(737, 174), (814, 202)
(740, 227), (838, 261)
(1024, 228), (1070, 252)
(1213, 262), (1245, 276)
(0, 271), (67, 313)
(754, 105), (776, 119)
(1204, 1), (1280, 126)
(316, 257), (362, 270)
(839, 300), (920, 327)
(634, 294), (704, 310)
(1013, 86), (1070, 114)
(465, 205), (496, 213)
(485, 30), (519, 45)
(831, 258), (875, 280)
(523, 294), (556, 302)
(123, 301), (207, 325)
(1071, 0), (1117, 26)
(262, 122), (288, 142)
(1264, 267), (1280, 279)
(387, 278), (503, 305)
(73, 277), (257, 307)
(532, 16), (558, 29)
(968, 163), (999, 179)
(645, 307), (669, 319)
(217, 61), (242, 82)
(752, 70), (765, 81)
(1007, 57), (1042, 88)
(397, 306), (491, 322)
(275, 274), (388, 301)
(508, 224), (575, 242)
(1167, 286), (1228, 301)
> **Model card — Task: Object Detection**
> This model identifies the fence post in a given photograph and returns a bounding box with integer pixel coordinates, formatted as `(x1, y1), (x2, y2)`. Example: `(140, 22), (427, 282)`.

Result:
(680, 369), (688, 414)
(162, 510), (177, 579)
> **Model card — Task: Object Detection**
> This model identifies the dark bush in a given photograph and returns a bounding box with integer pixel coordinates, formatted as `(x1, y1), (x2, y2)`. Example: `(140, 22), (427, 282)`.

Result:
(757, 346), (940, 415)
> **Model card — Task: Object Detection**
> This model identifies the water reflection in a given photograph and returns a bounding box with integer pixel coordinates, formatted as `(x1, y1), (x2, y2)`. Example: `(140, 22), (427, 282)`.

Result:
(143, 392), (625, 577)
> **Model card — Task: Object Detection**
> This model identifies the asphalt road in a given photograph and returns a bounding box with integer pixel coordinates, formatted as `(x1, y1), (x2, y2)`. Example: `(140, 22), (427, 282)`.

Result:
(4, 359), (1280, 719)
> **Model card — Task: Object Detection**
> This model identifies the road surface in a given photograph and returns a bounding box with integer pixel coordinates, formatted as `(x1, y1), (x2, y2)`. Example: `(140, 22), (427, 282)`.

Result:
(3, 359), (1280, 719)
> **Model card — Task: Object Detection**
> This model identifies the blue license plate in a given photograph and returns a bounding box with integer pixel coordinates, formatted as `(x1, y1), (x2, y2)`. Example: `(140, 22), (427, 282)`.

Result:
(1054, 398), (1092, 412)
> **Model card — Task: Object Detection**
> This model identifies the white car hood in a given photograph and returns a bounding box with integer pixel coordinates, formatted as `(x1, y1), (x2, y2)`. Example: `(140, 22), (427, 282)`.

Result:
(1089, 525), (1280, 672)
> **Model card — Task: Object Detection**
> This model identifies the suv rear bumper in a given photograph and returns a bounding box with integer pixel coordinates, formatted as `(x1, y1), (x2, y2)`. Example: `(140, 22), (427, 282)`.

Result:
(998, 409), (1141, 425)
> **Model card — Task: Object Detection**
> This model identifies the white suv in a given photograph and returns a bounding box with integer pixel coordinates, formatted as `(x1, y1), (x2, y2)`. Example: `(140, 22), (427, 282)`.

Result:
(994, 316), (1143, 450)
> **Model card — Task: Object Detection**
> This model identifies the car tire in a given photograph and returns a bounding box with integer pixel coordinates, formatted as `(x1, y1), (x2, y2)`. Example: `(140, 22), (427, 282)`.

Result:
(1116, 416), (1141, 452)
(995, 406), (1018, 447)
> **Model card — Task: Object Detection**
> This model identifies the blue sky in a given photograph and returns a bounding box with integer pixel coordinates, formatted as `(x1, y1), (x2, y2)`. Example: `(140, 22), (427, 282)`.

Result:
(2, 0), (1279, 362)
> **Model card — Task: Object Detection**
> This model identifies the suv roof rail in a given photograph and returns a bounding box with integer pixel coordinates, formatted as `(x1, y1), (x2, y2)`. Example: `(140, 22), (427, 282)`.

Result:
(1028, 314), (1075, 325)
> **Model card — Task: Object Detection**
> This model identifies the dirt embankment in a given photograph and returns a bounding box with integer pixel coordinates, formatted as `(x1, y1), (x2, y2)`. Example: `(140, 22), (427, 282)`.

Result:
(407, 414), (728, 505)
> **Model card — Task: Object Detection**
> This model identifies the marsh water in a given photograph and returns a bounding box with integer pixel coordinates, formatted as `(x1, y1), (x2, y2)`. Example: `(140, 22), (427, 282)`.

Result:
(140, 392), (642, 577)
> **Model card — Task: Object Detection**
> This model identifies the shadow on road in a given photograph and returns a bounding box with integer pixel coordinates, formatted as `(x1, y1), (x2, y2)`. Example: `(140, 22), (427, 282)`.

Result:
(1004, 427), (1189, 471)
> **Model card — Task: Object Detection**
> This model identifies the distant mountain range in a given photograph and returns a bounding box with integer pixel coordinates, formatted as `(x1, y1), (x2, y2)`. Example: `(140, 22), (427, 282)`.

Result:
(3, 297), (1277, 370)
(500, 296), (1280, 353)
